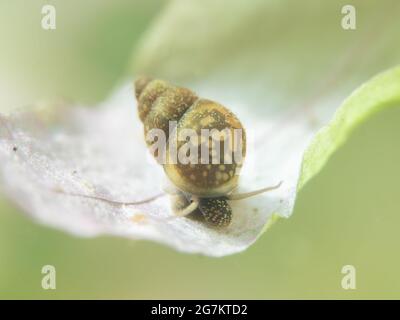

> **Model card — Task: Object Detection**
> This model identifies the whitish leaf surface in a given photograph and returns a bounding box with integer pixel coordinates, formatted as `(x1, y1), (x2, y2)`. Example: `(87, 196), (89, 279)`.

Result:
(1, 0), (400, 256)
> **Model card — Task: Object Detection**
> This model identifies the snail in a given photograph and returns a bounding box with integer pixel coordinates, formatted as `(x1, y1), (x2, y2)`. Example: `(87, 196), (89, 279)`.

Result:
(134, 77), (282, 228)
(56, 77), (281, 228)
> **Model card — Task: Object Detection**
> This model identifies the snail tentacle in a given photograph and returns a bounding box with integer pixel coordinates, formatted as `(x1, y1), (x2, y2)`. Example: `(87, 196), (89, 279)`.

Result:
(227, 181), (283, 200)
(173, 196), (199, 216)
(53, 189), (165, 206)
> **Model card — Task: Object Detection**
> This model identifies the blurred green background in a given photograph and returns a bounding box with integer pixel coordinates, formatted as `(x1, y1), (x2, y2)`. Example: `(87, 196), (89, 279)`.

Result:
(1, 0), (400, 299)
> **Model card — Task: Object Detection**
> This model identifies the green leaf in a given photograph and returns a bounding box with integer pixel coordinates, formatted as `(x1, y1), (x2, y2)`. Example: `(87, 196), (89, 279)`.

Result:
(299, 66), (400, 190)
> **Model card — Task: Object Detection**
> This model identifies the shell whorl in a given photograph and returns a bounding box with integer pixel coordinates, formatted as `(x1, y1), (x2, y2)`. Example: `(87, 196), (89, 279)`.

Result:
(135, 78), (198, 140)
(134, 77), (246, 197)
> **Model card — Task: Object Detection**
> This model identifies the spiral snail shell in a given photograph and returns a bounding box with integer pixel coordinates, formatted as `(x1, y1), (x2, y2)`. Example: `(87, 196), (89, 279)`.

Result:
(134, 77), (280, 228)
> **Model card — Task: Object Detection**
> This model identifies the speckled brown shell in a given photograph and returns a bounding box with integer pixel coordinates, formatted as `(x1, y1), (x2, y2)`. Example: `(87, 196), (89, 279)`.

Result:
(135, 77), (246, 197)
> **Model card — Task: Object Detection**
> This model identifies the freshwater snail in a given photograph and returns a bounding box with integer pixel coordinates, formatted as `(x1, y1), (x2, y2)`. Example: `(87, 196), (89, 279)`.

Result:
(55, 78), (281, 228)
(134, 77), (281, 228)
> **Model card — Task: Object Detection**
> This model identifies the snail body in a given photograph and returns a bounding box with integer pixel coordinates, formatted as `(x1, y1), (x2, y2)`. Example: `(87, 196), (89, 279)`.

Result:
(135, 77), (279, 228)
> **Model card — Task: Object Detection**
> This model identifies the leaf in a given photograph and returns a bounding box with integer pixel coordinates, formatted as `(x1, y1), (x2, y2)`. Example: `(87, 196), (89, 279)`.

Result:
(1, 0), (400, 256)
(299, 67), (400, 189)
